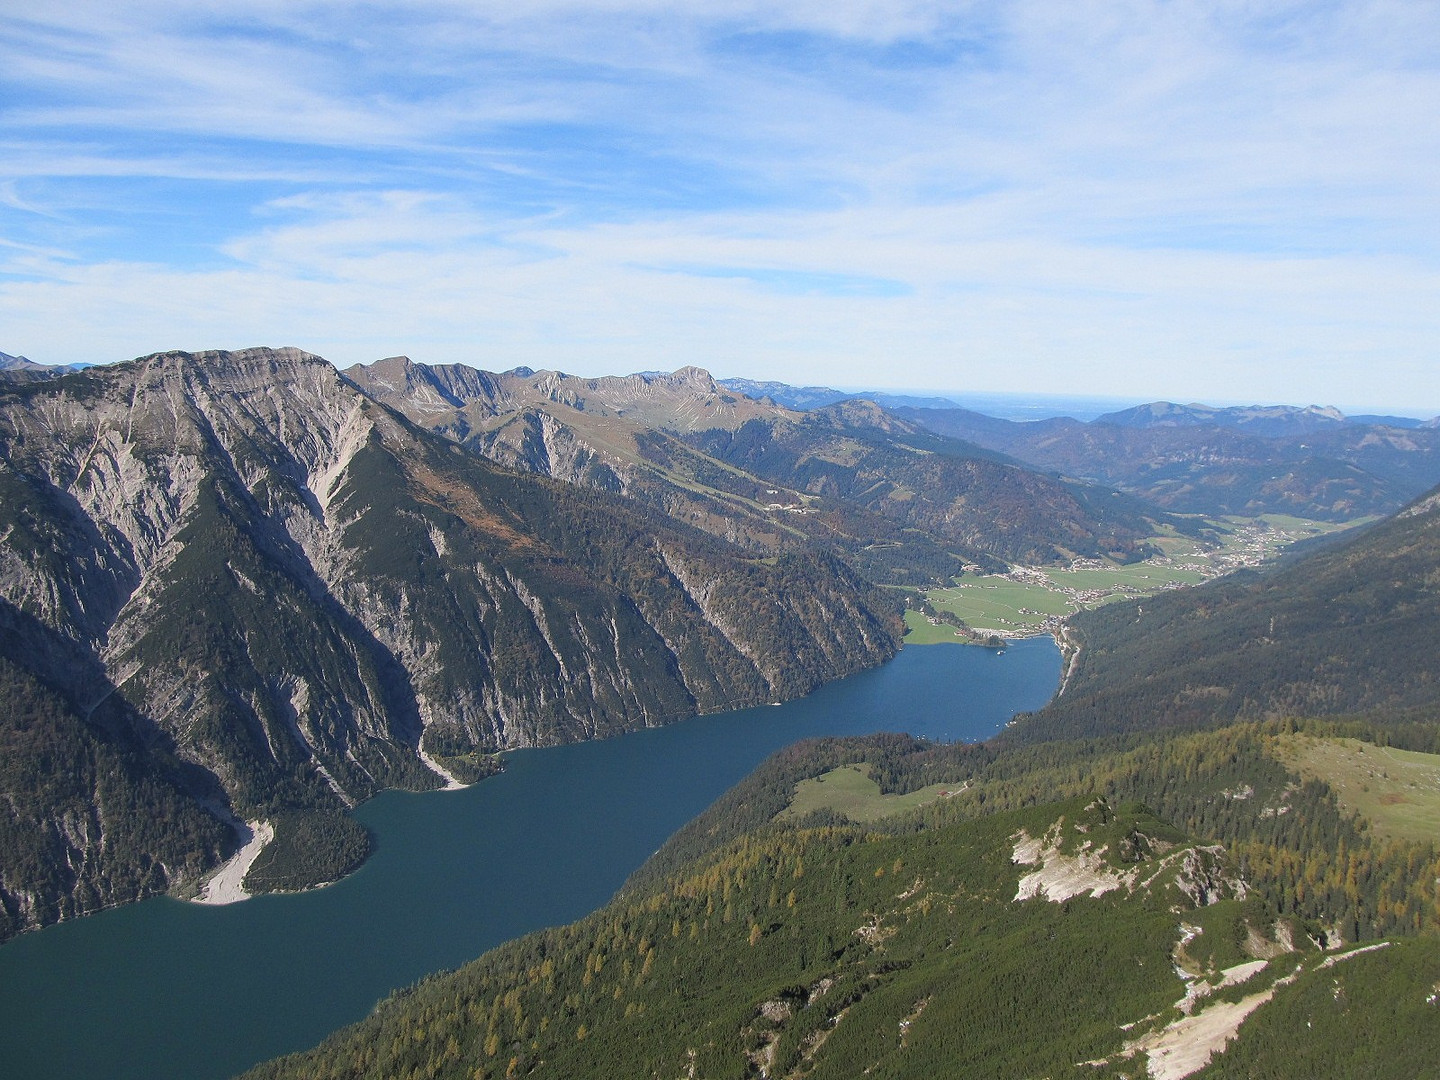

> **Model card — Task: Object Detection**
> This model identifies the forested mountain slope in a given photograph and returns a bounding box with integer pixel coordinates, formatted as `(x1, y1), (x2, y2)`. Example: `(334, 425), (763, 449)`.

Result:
(242, 725), (1440, 1080)
(684, 399), (1177, 567)
(0, 348), (900, 938)
(1015, 485), (1440, 742)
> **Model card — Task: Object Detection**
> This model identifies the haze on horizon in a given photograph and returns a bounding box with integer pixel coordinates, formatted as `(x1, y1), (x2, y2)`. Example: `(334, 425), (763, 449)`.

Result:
(2, 1), (1437, 415)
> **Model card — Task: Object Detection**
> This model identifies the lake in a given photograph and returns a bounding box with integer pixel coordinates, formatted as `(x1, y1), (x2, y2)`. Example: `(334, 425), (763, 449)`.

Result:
(0, 638), (1060, 1080)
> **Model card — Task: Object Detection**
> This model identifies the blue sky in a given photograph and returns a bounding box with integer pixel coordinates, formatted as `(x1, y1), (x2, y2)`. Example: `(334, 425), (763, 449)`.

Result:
(2, 1), (1438, 413)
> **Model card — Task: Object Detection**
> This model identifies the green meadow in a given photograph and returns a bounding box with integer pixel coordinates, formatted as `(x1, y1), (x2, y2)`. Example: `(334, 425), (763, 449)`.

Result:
(905, 515), (1371, 641)
(923, 579), (1071, 633)
(1254, 513), (1373, 535)
(1274, 736), (1440, 844)
(1042, 563), (1208, 591)
(777, 763), (963, 823)
(901, 609), (983, 644)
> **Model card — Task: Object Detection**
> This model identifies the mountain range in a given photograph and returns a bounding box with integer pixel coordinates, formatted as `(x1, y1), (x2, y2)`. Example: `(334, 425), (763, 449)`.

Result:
(717, 377), (963, 412)
(719, 376), (1437, 432)
(5, 348), (1440, 1078)
(894, 405), (1440, 521)
(0, 347), (1202, 938)
(0, 351), (90, 377)
(1091, 400), (1434, 436)
(0, 349), (906, 937)
(709, 377), (1440, 521)
(349, 356), (1181, 580)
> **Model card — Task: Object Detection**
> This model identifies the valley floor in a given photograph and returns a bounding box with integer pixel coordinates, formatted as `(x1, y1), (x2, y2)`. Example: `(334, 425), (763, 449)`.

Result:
(914, 515), (1366, 640)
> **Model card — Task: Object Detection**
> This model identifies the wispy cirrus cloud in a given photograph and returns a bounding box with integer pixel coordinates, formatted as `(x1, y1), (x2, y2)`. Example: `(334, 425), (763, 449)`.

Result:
(2, 1), (1438, 410)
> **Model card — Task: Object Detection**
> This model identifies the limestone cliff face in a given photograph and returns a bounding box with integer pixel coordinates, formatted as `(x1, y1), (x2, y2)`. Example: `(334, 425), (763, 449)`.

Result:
(347, 356), (809, 556)
(0, 348), (901, 937)
(345, 358), (772, 490)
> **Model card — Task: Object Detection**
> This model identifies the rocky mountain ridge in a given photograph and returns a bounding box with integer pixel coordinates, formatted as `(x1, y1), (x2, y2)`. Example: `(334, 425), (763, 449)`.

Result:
(0, 347), (902, 938)
(349, 356), (1180, 581)
(705, 376), (1440, 520)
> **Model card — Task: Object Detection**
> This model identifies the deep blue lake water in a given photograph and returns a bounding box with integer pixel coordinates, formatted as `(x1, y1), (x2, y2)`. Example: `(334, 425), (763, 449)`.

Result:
(0, 638), (1060, 1080)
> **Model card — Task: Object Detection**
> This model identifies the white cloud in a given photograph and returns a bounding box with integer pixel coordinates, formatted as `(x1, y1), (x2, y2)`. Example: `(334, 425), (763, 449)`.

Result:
(1, 0), (1437, 409)
(4, 188), (1435, 410)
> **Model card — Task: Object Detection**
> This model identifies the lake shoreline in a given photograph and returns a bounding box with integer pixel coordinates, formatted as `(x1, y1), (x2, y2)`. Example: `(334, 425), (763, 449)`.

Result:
(0, 640), (1062, 1080)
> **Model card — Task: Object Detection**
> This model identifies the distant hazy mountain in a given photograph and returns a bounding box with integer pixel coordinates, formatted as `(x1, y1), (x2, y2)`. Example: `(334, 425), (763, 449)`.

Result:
(1091, 400), (1440, 438)
(0, 351), (93, 378)
(0, 347), (901, 938)
(723, 378), (1439, 431)
(727, 383), (1440, 520)
(1349, 413), (1429, 429)
(1096, 400), (1438, 434)
(898, 404), (1440, 521)
(682, 397), (1176, 568)
(715, 377), (852, 410)
(1094, 400), (1352, 437)
(718, 377), (961, 412)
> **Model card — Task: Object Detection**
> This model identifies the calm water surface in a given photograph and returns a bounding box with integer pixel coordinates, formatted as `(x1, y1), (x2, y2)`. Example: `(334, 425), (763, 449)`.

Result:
(0, 639), (1059, 1080)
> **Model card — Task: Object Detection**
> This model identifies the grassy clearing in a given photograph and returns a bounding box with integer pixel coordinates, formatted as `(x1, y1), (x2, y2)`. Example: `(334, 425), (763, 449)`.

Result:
(1149, 534), (1211, 558)
(777, 763), (963, 823)
(922, 580), (1071, 633)
(901, 609), (981, 644)
(1042, 564), (1209, 591)
(904, 514), (1374, 641)
(1273, 735), (1440, 844)
(1254, 513), (1374, 535)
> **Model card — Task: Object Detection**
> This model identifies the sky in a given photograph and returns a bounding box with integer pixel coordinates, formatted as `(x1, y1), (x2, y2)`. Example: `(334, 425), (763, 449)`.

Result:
(2, 1), (1438, 413)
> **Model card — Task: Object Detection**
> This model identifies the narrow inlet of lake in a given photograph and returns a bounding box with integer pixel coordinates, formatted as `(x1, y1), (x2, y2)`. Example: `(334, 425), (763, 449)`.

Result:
(0, 639), (1060, 1080)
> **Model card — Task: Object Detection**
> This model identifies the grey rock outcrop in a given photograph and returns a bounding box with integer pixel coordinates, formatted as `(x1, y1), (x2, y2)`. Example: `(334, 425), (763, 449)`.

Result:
(0, 348), (901, 937)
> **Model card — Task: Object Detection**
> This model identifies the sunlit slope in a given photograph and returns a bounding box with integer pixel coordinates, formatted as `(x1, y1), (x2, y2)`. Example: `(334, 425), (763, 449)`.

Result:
(238, 797), (1284, 1080)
